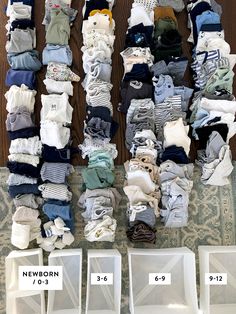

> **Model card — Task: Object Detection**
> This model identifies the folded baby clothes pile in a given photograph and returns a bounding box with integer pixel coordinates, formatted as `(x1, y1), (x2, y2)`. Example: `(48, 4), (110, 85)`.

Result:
(187, 0), (235, 185)
(121, 2), (159, 243)
(42, 0), (79, 96)
(78, 0), (120, 242)
(151, 5), (194, 228)
(152, 5), (182, 61)
(78, 187), (121, 242)
(151, 4), (193, 143)
(6, 1), (41, 73)
(5, 0), (43, 249)
(37, 0), (79, 252)
(159, 160), (194, 227)
(121, 1), (194, 233)
(158, 117), (194, 228)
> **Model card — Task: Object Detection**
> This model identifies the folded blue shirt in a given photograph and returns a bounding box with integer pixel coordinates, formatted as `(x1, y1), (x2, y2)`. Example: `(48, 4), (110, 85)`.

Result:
(196, 10), (221, 35)
(43, 201), (74, 230)
(8, 127), (39, 140)
(7, 161), (41, 178)
(7, 50), (41, 71)
(5, 69), (36, 90)
(200, 23), (223, 32)
(42, 44), (72, 66)
(189, 1), (213, 43)
(8, 184), (40, 198)
(42, 145), (71, 163)
(162, 145), (189, 164)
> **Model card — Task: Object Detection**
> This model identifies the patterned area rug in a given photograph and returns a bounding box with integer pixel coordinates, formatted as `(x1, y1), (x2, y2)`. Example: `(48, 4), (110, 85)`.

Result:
(0, 164), (236, 314)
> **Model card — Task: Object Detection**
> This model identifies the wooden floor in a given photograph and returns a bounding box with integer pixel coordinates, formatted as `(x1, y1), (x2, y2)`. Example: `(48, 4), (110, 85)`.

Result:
(0, 0), (235, 166)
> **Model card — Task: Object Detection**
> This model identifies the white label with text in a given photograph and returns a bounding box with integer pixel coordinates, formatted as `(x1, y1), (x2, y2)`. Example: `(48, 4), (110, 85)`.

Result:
(19, 266), (63, 290)
(91, 273), (113, 285)
(205, 273), (227, 285)
(149, 273), (171, 285)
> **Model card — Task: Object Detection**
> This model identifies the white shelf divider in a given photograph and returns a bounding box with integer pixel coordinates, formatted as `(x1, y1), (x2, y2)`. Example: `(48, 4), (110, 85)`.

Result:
(199, 245), (236, 314)
(85, 249), (122, 314)
(47, 249), (82, 314)
(128, 247), (199, 314)
(5, 248), (45, 314)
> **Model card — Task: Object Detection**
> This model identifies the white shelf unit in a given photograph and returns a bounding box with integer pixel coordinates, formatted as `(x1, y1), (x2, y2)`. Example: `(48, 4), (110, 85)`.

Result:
(199, 246), (236, 314)
(128, 247), (199, 314)
(5, 248), (45, 314)
(47, 249), (82, 314)
(85, 249), (122, 314)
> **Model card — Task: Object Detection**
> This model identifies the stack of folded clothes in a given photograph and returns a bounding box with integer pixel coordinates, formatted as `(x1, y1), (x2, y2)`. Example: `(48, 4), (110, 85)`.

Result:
(153, 5), (182, 61)
(78, 0), (121, 242)
(121, 1), (159, 243)
(42, 0), (79, 95)
(121, 0), (194, 234)
(187, 0), (235, 185)
(5, 0), (43, 250)
(150, 4), (195, 228)
(37, 0), (79, 252)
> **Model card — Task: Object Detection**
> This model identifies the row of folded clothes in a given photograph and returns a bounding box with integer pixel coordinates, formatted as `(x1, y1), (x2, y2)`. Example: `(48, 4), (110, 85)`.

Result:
(77, 0), (122, 242)
(5, 0), (81, 251)
(37, 0), (79, 252)
(120, 1), (195, 243)
(5, 0), (42, 251)
(187, 0), (235, 185)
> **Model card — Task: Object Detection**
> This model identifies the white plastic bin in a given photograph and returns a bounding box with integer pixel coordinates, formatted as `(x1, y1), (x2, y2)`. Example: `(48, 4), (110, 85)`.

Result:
(5, 248), (45, 314)
(47, 249), (82, 314)
(199, 246), (236, 314)
(128, 247), (198, 314)
(85, 249), (121, 314)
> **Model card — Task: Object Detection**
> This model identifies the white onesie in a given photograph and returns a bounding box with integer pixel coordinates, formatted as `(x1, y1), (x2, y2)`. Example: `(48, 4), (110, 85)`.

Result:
(41, 93), (73, 124)
(9, 136), (42, 156)
(128, 3), (154, 28)
(5, 84), (36, 113)
(164, 118), (191, 155)
(43, 79), (74, 96)
(40, 120), (70, 149)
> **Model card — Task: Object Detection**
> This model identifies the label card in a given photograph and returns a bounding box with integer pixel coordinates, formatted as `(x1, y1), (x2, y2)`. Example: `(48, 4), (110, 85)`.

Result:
(91, 273), (113, 285)
(149, 273), (171, 285)
(205, 273), (227, 285)
(19, 266), (63, 290)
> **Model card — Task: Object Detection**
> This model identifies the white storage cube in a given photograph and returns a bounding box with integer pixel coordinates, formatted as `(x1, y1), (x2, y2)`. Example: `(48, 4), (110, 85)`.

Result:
(199, 246), (236, 314)
(128, 247), (198, 314)
(85, 249), (121, 314)
(5, 248), (45, 314)
(47, 249), (82, 314)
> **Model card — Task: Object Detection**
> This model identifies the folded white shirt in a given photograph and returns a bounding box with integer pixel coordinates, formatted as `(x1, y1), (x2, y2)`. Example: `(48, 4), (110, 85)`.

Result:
(164, 118), (191, 155)
(40, 120), (70, 149)
(41, 93), (73, 124)
(43, 79), (74, 96)
(5, 84), (36, 113)
(200, 97), (236, 115)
